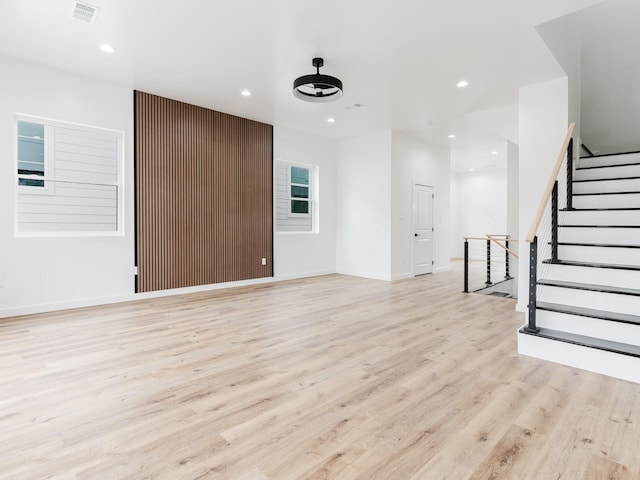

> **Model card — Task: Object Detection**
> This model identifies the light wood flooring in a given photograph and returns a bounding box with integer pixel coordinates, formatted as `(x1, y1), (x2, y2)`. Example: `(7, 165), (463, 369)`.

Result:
(1, 264), (639, 479)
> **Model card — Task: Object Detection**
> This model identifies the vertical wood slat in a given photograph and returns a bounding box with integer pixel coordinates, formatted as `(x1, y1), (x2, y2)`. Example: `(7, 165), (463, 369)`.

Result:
(134, 91), (273, 293)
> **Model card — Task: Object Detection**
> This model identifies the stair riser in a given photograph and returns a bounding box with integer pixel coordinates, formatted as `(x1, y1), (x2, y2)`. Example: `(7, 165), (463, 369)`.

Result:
(540, 263), (639, 288)
(573, 178), (640, 194)
(555, 245), (640, 265)
(537, 286), (640, 316)
(560, 210), (640, 225)
(559, 227), (640, 244)
(578, 152), (640, 168)
(573, 193), (640, 209)
(574, 163), (640, 180)
(518, 332), (640, 384)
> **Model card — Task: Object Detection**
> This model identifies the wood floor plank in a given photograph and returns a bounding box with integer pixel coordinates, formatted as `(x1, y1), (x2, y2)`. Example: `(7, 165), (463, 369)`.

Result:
(1, 261), (639, 479)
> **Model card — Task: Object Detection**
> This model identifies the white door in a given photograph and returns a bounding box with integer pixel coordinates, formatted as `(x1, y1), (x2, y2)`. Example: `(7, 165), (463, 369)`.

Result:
(413, 184), (433, 275)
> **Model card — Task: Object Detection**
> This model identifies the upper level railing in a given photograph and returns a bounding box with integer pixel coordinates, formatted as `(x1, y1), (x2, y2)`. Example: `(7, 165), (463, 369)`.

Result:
(523, 122), (576, 333)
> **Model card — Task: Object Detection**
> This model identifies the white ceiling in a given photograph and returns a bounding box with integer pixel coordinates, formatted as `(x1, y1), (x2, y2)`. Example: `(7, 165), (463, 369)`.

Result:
(0, 0), (605, 160)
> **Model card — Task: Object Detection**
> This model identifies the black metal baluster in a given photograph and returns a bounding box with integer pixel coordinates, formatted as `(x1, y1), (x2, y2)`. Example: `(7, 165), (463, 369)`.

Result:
(485, 239), (492, 286)
(525, 236), (539, 333)
(552, 181), (559, 262)
(463, 239), (469, 293)
(566, 137), (574, 210)
(505, 238), (511, 279)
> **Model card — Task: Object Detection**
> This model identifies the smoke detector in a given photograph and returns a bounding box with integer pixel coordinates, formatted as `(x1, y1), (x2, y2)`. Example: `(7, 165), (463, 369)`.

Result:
(71, 1), (100, 24)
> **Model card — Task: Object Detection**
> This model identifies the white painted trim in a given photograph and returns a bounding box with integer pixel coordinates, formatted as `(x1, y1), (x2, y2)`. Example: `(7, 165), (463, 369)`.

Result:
(434, 266), (451, 273)
(0, 270), (349, 319)
(0, 276), (275, 319)
(336, 269), (391, 281)
(274, 269), (337, 282)
(391, 273), (414, 281)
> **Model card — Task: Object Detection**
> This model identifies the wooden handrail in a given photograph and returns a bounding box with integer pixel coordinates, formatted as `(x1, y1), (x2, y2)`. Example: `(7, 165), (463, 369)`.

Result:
(486, 234), (519, 259)
(463, 236), (518, 242)
(463, 235), (519, 259)
(525, 122), (576, 243)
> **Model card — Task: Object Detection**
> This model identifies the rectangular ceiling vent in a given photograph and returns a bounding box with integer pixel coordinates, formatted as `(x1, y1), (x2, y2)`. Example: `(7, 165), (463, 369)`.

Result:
(71, 1), (99, 24)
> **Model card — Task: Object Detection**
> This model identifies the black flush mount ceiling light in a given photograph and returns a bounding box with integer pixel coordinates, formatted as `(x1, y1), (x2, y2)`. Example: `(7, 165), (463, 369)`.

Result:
(293, 57), (343, 103)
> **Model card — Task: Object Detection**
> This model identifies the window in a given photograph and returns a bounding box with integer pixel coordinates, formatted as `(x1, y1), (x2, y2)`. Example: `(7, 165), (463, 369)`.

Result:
(17, 121), (46, 187)
(290, 165), (311, 215)
(15, 115), (123, 235)
(275, 160), (317, 233)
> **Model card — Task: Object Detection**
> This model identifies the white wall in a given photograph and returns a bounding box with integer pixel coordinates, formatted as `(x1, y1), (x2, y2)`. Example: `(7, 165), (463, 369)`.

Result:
(336, 132), (392, 280)
(0, 55), (135, 316)
(391, 132), (450, 278)
(0, 58), (340, 316)
(452, 169), (508, 259)
(273, 127), (337, 279)
(507, 140), (520, 298)
(517, 77), (569, 310)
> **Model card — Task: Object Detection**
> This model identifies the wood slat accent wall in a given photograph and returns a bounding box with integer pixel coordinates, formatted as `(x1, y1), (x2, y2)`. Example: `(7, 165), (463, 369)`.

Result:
(134, 91), (273, 293)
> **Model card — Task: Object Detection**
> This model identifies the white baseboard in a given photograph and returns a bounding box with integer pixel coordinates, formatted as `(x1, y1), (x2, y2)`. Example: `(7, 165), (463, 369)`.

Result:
(273, 269), (336, 282)
(335, 269), (392, 281)
(435, 266), (451, 273)
(0, 275), (278, 319)
(391, 273), (413, 281)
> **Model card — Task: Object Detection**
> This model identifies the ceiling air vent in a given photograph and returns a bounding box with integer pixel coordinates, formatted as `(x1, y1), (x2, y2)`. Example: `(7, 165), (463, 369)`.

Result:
(71, 1), (99, 24)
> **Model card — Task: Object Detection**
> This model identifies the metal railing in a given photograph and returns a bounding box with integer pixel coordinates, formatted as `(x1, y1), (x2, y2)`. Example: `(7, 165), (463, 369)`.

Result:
(463, 234), (518, 294)
(524, 122), (576, 333)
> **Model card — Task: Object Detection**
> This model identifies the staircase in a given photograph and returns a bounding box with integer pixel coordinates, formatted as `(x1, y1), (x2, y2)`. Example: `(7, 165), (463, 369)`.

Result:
(518, 151), (640, 384)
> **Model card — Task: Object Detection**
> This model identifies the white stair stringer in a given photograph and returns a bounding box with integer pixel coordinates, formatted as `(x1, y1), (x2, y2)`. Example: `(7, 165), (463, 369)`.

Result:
(518, 329), (640, 384)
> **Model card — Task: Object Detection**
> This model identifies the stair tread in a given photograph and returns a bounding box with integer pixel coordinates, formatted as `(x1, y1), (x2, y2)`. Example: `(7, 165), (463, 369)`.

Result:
(559, 224), (640, 228)
(542, 259), (640, 271)
(520, 327), (640, 358)
(537, 301), (640, 325)
(574, 175), (640, 183)
(537, 279), (640, 296)
(573, 190), (640, 196)
(577, 162), (640, 170)
(555, 242), (640, 248)
(561, 207), (640, 211)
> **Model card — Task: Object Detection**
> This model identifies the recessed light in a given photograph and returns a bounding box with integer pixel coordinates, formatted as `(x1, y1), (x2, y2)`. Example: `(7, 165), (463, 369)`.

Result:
(469, 168), (476, 172)
(327, 118), (336, 123)
(241, 90), (251, 97)
(491, 151), (498, 155)
(457, 80), (469, 88)
(99, 43), (115, 53)
(448, 134), (456, 139)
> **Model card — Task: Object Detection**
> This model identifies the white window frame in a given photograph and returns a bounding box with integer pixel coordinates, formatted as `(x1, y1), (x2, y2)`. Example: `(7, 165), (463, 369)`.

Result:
(287, 163), (312, 218)
(14, 113), (125, 237)
(274, 159), (319, 235)
(16, 121), (55, 195)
